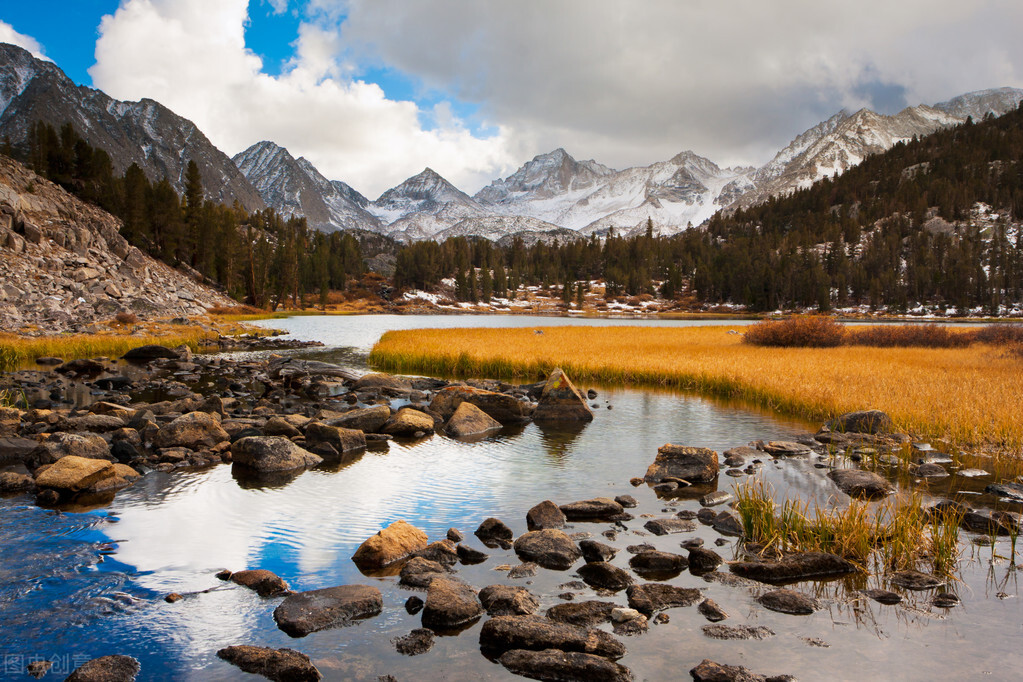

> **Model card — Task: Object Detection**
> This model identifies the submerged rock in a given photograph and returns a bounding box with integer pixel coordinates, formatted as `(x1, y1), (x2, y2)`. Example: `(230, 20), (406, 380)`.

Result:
(889, 570), (945, 590)
(827, 468), (894, 500)
(273, 585), (382, 637)
(756, 588), (818, 615)
(546, 600), (617, 627)
(644, 444), (719, 483)
(479, 615), (627, 659)
(65, 655), (140, 682)
(690, 659), (792, 682)
(626, 583), (702, 616)
(352, 520), (429, 569)
(729, 552), (857, 583)
(702, 624), (775, 640)
(859, 589), (902, 605)
(216, 645), (322, 681)
(393, 628), (435, 656)
(498, 648), (633, 682)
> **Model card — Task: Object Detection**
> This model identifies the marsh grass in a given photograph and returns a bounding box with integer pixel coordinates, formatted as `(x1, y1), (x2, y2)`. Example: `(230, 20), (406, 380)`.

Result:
(370, 325), (1023, 454)
(735, 480), (963, 576)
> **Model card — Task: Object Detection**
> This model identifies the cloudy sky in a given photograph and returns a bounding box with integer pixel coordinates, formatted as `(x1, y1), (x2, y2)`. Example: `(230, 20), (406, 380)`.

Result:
(2, 1), (1023, 197)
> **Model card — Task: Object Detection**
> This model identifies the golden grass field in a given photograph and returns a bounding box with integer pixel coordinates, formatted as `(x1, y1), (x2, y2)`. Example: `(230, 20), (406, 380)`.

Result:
(369, 325), (1023, 455)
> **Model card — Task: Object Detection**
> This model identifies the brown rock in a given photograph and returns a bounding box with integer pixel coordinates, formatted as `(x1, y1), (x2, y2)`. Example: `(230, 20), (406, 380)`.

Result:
(626, 583), (702, 616)
(304, 422), (366, 453)
(421, 577), (483, 630)
(381, 407), (435, 437)
(65, 655), (140, 682)
(480, 615), (626, 659)
(231, 437), (323, 473)
(479, 585), (541, 616)
(429, 385), (532, 423)
(327, 405), (391, 433)
(560, 497), (624, 520)
(499, 649), (634, 682)
(28, 432), (110, 468)
(644, 444), (719, 483)
(352, 520), (429, 568)
(513, 529), (582, 570)
(445, 401), (502, 437)
(34, 455), (115, 491)
(729, 552), (857, 583)
(273, 585), (382, 636)
(231, 569), (292, 597)
(153, 411), (229, 450)
(532, 368), (593, 422)
(217, 645), (321, 681)
(827, 468), (894, 500)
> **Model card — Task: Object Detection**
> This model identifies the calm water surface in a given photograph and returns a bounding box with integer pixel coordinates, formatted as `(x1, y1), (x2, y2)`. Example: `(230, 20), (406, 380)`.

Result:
(1, 314), (1020, 681)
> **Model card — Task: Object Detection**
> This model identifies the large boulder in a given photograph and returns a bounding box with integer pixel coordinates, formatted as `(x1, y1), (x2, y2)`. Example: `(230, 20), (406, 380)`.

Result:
(430, 385), (532, 424)
(153, 411), (229, 450)
(327, 405), (392, 433)
(729, 552), (857, 583)
(34, 456), (116, 492)
(513, 529), (582, 570)
(304, 422), (366, 453)
(28, 433), (109, 468)
(217, 645), (321, 682)
(231, 437), (323, 473)
(499, 649), (633, 682)
(644, 444), (719, 483)
(532, 368), (593, 422)
(445, 401), (503, 438)
(273, 585), (382, 637)
(479, 615), (627, 660)
(65, 655), (140, 682)
(827, 469), (894, 500)
(825, 410), (894, 435)
(380, 407), (435, 437)
(352, 520), (429, 569)
(421, 577), (483, 630)
(122, 345), (181, 361)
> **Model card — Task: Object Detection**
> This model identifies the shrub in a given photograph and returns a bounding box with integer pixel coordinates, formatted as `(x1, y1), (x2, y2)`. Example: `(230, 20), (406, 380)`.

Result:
(114, 311), (138, 325)
(848, 324), (970, 348)
(742, 316), (845, 347)
(972, 324), (1023, 345)
(206, 304), (265, 316)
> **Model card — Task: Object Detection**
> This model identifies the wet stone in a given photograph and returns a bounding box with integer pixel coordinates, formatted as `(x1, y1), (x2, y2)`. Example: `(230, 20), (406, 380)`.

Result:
(273, 585), (383, 637)
(729, 552), (857, 584)
(393, 628), (435, 656)
(526, 500), (567, 530)
(628, 550), (687, 577)
(701, 491), (732, 507)
(643, 518), (696, 536)
(889, 571), (945, 591)
(578, 561), (634, 591)
(580, 539), (617, 563)
(932, 592), (960, 608)
(498, 649), (633, 682)
(479, 614), (627, 660)
(479, 585), (541, 616)
(702, 624), (775, 640)
(560, 497), (625, 520)
(859, 589), (902, 605)
(405, 596), (424, 615)
(509, 562), (540, 579)
(756, 589), (818, 615)
(626, 583), (702, 616)
(614, 494), (638, 508)
(65, 655), (141, 682)
(688, 547), (724, 575)
(456, 543), (489, 565)
(421, 577), (483, 631)
(216, 645), (322, 681)
(697, 598), (728, 622)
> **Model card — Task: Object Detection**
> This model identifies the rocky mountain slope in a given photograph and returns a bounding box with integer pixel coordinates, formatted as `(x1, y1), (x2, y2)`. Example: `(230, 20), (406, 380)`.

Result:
(0, 154), (235, 333)
(0, 43), (263, 211)
(366, 168), (491, 241)
(233, 141), (379, 232)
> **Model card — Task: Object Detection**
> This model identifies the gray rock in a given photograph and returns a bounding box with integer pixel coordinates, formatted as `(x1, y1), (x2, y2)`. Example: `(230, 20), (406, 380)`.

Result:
(422, 577), (483, 630)
(688, 548), (724, 574)
(479, 585), (541, 616)
(514, 529), (582, 570)
(626, 583), (702, 616)
(986, 482), (1023, 502)
(273, 585), (382, 637)
(232, 437), (323, 473)
(399, 557), (449, 589)
(859, 589), (902, 605)
(701, 491), (732, 507)
(644, 444), (719, 483)
(216, 645), (322, 681)
(756, 588), (818, 615)
(498, 648), (633, 682)
(827, 468), (894, 499)
(479, 615), (626, 660)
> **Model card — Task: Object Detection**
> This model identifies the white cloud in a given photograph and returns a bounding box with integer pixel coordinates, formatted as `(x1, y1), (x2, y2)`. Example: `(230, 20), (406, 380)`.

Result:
(0, 21), (48, 60)
(90, 0), (518, 197)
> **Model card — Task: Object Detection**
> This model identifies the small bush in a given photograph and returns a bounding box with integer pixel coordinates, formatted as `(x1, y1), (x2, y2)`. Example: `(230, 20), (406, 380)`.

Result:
(114, 311), (138, 325)
(972, 324), (1023, 345)
(742, 316), (845, 347)
(206, 304), (265, 316)
(848, 324), (970, 348)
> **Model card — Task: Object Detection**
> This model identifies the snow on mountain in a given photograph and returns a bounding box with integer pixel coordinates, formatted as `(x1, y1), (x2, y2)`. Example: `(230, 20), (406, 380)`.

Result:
(233, 141), (379, 232)
(933, 87), (1023, 121)
(369, 168), (492, 240)
(433, 214), (570, 242)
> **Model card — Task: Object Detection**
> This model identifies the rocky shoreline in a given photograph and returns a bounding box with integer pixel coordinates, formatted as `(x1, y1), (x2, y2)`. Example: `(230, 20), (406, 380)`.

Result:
(0, 348), (1019, 681)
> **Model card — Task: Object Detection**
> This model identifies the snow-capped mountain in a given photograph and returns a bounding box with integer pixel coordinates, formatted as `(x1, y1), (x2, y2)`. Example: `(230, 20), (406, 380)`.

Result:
(367, 168), (492, 240)
(0, 43), (263, 210)
(233, 141), (379, 232)
(933, 87), (1023, 120)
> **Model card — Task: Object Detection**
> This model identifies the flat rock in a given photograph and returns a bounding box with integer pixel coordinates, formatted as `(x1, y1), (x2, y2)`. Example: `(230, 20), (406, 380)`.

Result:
(825, 410), (894, 435)
(479, 615), (626, 660)
(701, 491), (732, 507)
(381, 407), (435, 437)
(327, 405), (392, 433)
(498, 648), (633, 682)
(986, 482), (1023, 502)
(546, 600), (617, 627)
(756, 588), (818, 615)
(532, 368), (593, 422)
(273, 584), (382, 637)
(216, 645), (321, 681)
(65, 655), (140, 682)
(304, 422), (366, 453)
(729, 552), (857, 583)
(626, 583), (701, 616)
(762, 441), (813, 456)
(859, 589), (902, 605)
(352, 373), (411, 393)
(514, 529), (582, 570)
(914, 462), (949, 478)
(232, 437), (322, 473)
(560, 497), (624, 520)
(644, 444), (718, 483)
(479, 585), (541, 616)
(827, 468), (894, 499)
(578, 561), (634, 591)
(711, 511), (744, 537)
(231, 569), (292, 597)
(889, 570), (945, 590)
(629, 550), (687, 577)
(702, 624), (775, 640)
(444, 401), (503, 437)
(352, 520), (429, 569)
(153, 411), (229, 450)
(644, 518), (697, 535)
(35, 455), (115, 491)
(527, 500), (567, 530)
(421, 577), (483, 630)
(690, 659), (783, 682)
(393, 628), (435, 656)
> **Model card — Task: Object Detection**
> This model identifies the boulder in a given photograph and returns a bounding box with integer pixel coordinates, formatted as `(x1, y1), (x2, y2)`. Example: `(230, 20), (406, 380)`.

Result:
(65, 655), (140, 682)
(499, 649), (633, 682)
(479, 585), (541, 616)
(577, 562), (634, 591)
(729, 552), (857, 583)
(399, 557), (449, 589)
(352, 373), (412, 394)
(0, 471), (35, 493)
(644, 518), (697, 536)
(421, 577), (483, 630)
(475, 517), (514, 544)
(327, 405), (391, 433)
(532, 368), (593, 422)
(457, 544), (489, 564)
(230, 569), (292, 597)
(629, 550), (688, 576)
(827, 469), (894, 500)
(527, 500), (567, 530)
(825, 410), (894, 435)
(514, 529), (582, 570)
(579, 539), (617, 563)
(380, 407), (435, 437)
(546, 601), (617, 627)
(122, 344), (181, 361)
(34, 456), (115, 492)
(216, 645), (321, 681)
(430, 385), (532, 423)
(626, 583), (702, 616)
(28, 433), (109, 468)
(411, 540), (459, 566)
(232, 437), (322, 473)
(352, 520), (429, 569)
(273, 585), (382, 637)
(479, 615), (627, 660)
(153, 411), (229, 450)
(644, 444), (719, 483)
(0, 436), (37, 465)
(262, 417), (302, 438)
(560, 497), (624, 520)
(393, 628), (435, 656)
(756, 588), (818, 615)
(445, 401), (502, 437)
(304, 422), (366, 453)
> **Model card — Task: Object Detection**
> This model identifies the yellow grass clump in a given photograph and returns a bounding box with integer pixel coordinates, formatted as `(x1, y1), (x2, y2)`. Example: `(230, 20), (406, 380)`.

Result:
(368, 325), (1023, 454)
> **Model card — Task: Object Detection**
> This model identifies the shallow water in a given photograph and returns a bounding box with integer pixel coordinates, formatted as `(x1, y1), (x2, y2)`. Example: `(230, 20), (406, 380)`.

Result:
(1, 314), (1021, 681)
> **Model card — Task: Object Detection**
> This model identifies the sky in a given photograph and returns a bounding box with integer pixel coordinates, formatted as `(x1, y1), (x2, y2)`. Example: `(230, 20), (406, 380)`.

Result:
(2, 1), (1023, 198)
